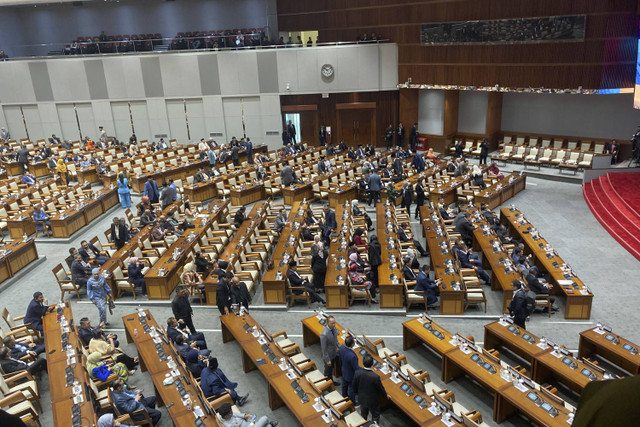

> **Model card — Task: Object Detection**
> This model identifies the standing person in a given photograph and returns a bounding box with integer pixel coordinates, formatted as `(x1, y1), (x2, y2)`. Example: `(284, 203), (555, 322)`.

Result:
(280, 162), (294, 187)
(216, 272), (232, 315)
(87, 268), (112, 327)
(245, 138), (253, 164)
(231, 144), (240, 167)
(56, 157), (68, 185)
(508, 280), (528, 329)
(410, 152), (425, 172)
(400, 182), (413, 212)
(24, 292), (53, 333)
(367, 235), (382, 288)
(230, 277), (252, 309)
(320, 316), (340, 385)
(385, 125), (394, 149)
(172, 288), (198, 334)
(414, 179), (425, 219)
(410, 122), (418, 152)
(479, 138), (489, 165)
(143, 176), (159, 204)
(310, 236), (328, 292)
(17, 145), (29, 173)
(287, 120), (297, 144)
(110, 217), (127, 249)
(396, 123), (405, 148)
(319, 125), (327, 146)
(117, 173), (131, 209)
(366, 170), (382, 207)
(608, 139), (620, 164)
(159, 182), (173, 210)
(338, 336), (360, 404)
(353, 354), (388, 423)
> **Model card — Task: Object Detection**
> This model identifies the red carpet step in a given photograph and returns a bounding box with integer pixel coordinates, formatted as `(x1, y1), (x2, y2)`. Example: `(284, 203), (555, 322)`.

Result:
(583, 173), (640, 261)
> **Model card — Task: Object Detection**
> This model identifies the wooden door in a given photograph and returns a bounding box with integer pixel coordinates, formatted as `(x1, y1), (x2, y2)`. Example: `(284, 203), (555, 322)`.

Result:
(337, 109), (374, 147)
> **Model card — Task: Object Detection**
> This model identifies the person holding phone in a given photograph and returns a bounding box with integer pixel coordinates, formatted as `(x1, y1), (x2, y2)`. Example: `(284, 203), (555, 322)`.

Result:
(216, 402), (278, 427)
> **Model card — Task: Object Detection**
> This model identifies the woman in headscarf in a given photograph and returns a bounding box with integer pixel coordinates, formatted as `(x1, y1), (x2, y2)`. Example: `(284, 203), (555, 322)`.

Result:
(352, 227), (368, 249)
(426, 147), (440, 163)
(348, 263), (377, 303)
(127, 257), (146, 296)
(56, 157), (68, 185)
(471, 165), (486, 189)
(97, 413), (134, 427)
(488, 162), (504, 180)
(311, 235), (328, 292)
(181, 261), (204, 293)
(88, 329), (139, 371)
(351, 199), (373, 230)
(86, 351), (131, 383)
(348, 251), (369, 273)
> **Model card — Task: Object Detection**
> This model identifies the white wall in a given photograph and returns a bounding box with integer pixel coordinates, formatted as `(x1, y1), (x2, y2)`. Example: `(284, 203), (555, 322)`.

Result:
(501, 92), (640, 139)
(458, 91), (488, 134)
(0, 45), (394, 149)
(418, 90), (444, 135)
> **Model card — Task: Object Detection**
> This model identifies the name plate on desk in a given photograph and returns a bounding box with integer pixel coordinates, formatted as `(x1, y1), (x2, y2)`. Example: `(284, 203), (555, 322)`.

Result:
(460, 346), (472, 355)
(537, 342), (549, 350)
(390, 375), (402, 384)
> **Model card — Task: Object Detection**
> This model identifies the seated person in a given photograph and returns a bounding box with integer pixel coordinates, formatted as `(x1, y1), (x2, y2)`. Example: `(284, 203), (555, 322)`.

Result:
(111, 379), (162, 426)
(79, 317), (118, 347)
(348, 252), (369, 273)
(24, 291), (54, 333)
(97, 413), (136, 427)
(234, 206), (248, 226)
(3, 335), (45, 358)
(33, 205), (51, 229)
(166, 317), (208, 350)
(217, 402), (278, 427)
(181, 344), (207, 378)
(79, 239), (110, 265)
(181, 262), (204, 292)
(454, 244), (491, 285)
(127, 257), (147, 296)
(152, 222), (177, 245)
(86, 351), (130, 384)
(21, 172), (37, 185)
(158, 214), (183, 237)
(200, 357), (249, 406)
(352, 227), (368, 249)
(351, 199), (373, 230)
(525, 266), (557, 310)
(139, 209), (155, 227)
(286, 261), (325, 304)
(405, 247), (420, 270)
(348, 264), (377, 302)
(274, 208), (287, 233)
(397, 222), (427, 257)
(0, 346), (47, 375)
(402, 256), (418, 281)
(194, 252), (214, 277)
(453, 213), (475, 247)
(89, 329), (139, 371)
(415, 265), (441, 306)
(174, 334), (210, 359)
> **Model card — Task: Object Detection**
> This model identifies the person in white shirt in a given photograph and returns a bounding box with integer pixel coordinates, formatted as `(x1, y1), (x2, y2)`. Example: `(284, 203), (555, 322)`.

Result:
(217, 402), (277, 427)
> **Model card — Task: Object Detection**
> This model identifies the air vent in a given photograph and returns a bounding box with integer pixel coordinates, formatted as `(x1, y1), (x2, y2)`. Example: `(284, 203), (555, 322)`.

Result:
(154, 134), (168, 139)
(209, 132), (223, 137)
(266, 131), (280, 136)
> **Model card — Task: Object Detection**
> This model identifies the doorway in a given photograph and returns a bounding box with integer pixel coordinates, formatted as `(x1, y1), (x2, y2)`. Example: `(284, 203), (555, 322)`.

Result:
(284, 113), (300, 144)
(337, 107), (375, 147)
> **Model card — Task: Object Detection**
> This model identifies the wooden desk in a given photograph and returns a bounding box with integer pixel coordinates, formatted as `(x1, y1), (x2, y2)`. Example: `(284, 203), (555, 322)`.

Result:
(122, 311), (220, 426)
(531, 349), (604, 394)
(375, 204), (406, 309)
(327, 185), (357, 209)
(4, 237), (39, 277)
(402, 316), (457, 356)
(494, 383), (573, 426)
(484, 320), (551, 366)
(183, 182), (217, 203)
(282, 184), (312, 206)
(323, 205), (351, 309)
(500, 208), (593, 320)
(8, 214), (36, 239)
(76, 166), (99, 184)
(419, 206), (466, 315)
(230, 183), (265, 207)
(578, 327), (640, 375)
(474, 172), (526, 210)
(221, 313), (348, 425)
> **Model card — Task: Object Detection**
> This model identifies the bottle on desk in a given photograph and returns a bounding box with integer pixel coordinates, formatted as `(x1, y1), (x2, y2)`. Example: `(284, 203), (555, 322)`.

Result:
(134, 329), (138, 339)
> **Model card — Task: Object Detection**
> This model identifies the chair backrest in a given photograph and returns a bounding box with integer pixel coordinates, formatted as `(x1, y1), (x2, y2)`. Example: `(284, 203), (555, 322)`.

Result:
(555, 149), (566, 158)
(529, 147), (539, 157)
(53, 264), (68, 281)
(553, 140), (564, 149)
(593, 143), (604, 153)
(2, 308), (16, 329)
(528, 137), (538, 147)
(567, 141), (578, 150)
(515, 136), (525, 145)
(503, 135), (512, 144)
(541, 139), (551, 147)
(542, 148), (553, 157)
(568, 151), (580, 161)
(504, 145), (513, 154)
(582, 153), (593, 162)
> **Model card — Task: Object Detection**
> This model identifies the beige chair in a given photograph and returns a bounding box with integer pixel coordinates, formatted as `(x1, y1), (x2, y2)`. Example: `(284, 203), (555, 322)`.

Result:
(272, 330), (300, 356)
(404, 279), (427, 312)
(578, 153), (593, 169)
(550, 149), (567, 166)
(0, 370), (41, 412)
(53, 263), (83, 300)
(538, 148), (554, 164)
(2, 308), (38, 337)
(287, 277), (310, 308)
(0, 391), (41, 426)
(347, 275), (373, 307)
(113, 261), (137, 299)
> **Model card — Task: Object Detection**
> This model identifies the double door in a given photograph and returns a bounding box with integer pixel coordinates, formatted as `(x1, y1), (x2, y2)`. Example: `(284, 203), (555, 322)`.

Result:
(338, 108), (375, 147)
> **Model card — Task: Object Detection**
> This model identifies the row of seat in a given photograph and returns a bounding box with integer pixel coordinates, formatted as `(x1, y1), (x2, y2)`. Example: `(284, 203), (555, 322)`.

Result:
(495, 145), (594, 169)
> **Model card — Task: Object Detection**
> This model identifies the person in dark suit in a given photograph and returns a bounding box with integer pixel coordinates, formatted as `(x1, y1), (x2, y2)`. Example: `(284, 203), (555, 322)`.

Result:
(607, 139), (620, 164)
(353, 354), (387, 423)
(233, 206), (248, 226)
(322, 206), (337, 243)
(338, 335), (360, 403)
(525, 266), (556, 309)
(71, 254), (92, 288)
(245, 138), (253, 164)
(0, 347), (47, 375)
(287, 121), (297, 144)
(479, 138), (489, 164)
(454, 243), (491, 285)
(24, 291), (53, 333)
(230, 277), (252, 309)
(453, 213), (475, 246)
(17, 145), (29, 174)
(166, 317), (208, 350)
(319, 125), (327, 146)
(414, 179), (426, 219)
(508, 280), (528, 329)
(397, 223), (427, 257)
(79, 240), (109, 265)
(402, 256), (417, 281)
(410, 123), (418, 151)
(201, 357), (249, 405)
(396, 123), (405, 148)
(111, 379), (162, 426)
(287, 261), (325, 304)
(280, 162), (294, 187)
(79, 317), (118, 347)
(143, 176), (160, 204)
(400, 182), (413, 212)
(171, 288), (199, 334)
(4, 335), (45, 358)
(367, 235), (382, 288)
(231, 145), (240, 166)
(392, 155), (403, 177)
(216, 272), (232, 315)
(110, 217), (127, 250)
(410, 152), (425, 172)
(415, 265), (440, 306)
(366, 171), (382, 207)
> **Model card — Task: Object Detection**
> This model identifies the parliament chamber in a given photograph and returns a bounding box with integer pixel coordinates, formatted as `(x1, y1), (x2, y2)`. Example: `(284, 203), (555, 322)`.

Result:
(0, 1), (639, 426)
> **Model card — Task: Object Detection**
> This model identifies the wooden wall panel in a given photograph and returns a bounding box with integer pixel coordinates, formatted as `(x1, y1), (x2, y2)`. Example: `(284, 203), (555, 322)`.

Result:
(280, 91), (399, 147)
(399, 89), (419, 131)
(279, 0), (639, 89)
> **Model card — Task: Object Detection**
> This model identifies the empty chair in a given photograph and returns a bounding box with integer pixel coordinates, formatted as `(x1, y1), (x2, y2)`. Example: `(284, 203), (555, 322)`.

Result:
(540, 139), (551, 148)
(552, 139), (564, 149)
(515, 136), (525, 146)
(527, 137), (538, 147)
(538, 148), (554, 164)
(510, 145), (527, 161)
(578, 153), (593, 168)
(580, 141), (592, 152)
(550, 149), (567, 165)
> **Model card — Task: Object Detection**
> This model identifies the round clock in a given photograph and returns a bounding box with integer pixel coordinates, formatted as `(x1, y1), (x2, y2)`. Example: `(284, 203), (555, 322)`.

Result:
(321, 64), (334, 79)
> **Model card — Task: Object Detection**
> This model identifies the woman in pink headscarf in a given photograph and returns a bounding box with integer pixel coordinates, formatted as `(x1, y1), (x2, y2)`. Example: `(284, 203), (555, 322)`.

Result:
(348, 263), (377, 303)
(311, 236), (328, 292)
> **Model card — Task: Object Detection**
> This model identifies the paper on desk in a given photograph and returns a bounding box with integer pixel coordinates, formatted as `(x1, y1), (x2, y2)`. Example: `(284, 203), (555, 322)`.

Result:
(459, 346), (472, 355)
(390, 376), (402, 384)
(593, 328), (606, 335)
(428, 406), (441, 416)
(537, 343), (549, 350)
(441, 417), (456, 427)
(286, 371), (297, 380)
(258, 338), (267, 345)
(557, 280), (573, 285)
(321, 414), (333, 423)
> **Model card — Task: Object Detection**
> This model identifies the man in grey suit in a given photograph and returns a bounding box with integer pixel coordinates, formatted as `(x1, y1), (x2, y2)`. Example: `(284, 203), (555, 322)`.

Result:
(320, 315), (340, 385)
(280, 162), (294, 187)
(274, 208), (287, 233)
(366, 171), (382, 207)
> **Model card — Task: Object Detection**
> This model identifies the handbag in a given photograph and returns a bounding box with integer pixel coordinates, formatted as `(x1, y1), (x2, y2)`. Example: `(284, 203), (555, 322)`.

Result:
(108, 297), (115, 315)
